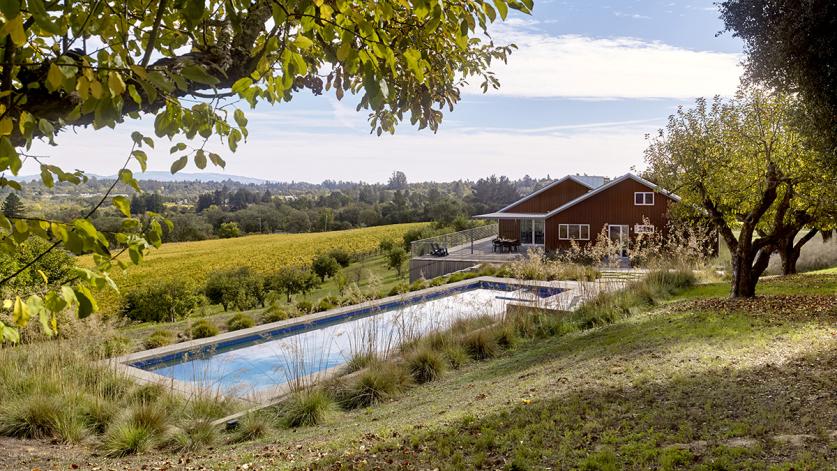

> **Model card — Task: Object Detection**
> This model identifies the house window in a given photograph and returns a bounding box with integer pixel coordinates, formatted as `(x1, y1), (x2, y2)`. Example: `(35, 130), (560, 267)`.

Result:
(634, 224), (655, 234)
(558, 224), (590, 240)
(520, 219), (545, 245)
(634, 192), (655, 205)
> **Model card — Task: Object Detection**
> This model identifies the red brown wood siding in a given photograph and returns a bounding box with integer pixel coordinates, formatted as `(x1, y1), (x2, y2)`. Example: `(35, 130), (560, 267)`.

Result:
(544, 178), (673, 251)
(504, 179), (590, 213)
(499, 219), (520, 239)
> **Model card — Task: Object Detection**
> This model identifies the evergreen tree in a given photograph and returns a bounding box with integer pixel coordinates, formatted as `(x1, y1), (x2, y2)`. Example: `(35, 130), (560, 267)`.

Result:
(2, 193), (24, 218)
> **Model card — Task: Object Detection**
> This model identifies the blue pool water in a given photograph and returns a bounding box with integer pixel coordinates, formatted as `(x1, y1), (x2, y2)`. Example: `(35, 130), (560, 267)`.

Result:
(141, 283), (564, 397)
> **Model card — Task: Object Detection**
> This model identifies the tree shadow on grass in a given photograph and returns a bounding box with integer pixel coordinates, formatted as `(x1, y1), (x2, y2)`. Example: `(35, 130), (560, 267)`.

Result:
(318, 343), (837, 470)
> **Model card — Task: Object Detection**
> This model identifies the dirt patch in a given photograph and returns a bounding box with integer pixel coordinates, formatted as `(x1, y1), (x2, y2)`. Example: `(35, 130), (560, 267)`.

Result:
(672, 294), (837, 322)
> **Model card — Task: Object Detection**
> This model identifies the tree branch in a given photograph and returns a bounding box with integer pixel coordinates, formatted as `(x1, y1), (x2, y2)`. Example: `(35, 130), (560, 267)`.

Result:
(140, 0), (168, 67)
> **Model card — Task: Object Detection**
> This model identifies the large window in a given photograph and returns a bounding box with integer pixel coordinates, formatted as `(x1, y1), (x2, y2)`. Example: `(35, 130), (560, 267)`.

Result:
(519, 219), (545, 245)
(634, 192), (655, 205)
(558, 224), (590, 240)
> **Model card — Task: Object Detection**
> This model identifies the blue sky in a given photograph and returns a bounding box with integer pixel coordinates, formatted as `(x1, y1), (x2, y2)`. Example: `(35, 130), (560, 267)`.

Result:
(26, 0), (744, 183)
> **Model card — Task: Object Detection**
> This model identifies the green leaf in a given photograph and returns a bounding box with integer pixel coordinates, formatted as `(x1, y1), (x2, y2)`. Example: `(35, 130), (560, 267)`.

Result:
(112, 195), (131, 217)
(208, 152), (225, 169)
(0, 0), (21, 18)
(194, 149), (207, 169)
(108, 72), (126, 95)
(40, 165), (54, 187)
(181, 64), (220, 85)
(234, 108), (248, 128)
(0, 321), (20, 344)
(493, 0), (509, 19)
(170, 155), (188, 174)
(46, 63), (64, 91)
(132, 149), (148, 171)
(73, 285), (98, 319)
(12, 296), (29, 327)
(293, 34), (314, 49)
(27, 0), (60, 34)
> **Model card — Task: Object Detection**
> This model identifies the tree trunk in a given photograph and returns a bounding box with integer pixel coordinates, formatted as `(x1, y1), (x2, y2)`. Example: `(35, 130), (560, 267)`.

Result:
(777, 228), (818, 276)
(730, 245), (774, 298)
(730, 250), (757, 298)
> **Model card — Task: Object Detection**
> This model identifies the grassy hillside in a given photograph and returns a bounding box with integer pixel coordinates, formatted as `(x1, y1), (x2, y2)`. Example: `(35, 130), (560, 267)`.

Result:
(85, 223), (426, 314)
(4, 273), (834, 470)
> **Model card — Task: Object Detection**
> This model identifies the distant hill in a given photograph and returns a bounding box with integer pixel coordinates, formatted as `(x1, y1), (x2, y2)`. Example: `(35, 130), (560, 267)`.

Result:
(10, 171), (267, 184)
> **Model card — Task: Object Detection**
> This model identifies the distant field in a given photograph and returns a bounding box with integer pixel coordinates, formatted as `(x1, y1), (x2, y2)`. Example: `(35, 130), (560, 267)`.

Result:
(84, 223), (426, 314)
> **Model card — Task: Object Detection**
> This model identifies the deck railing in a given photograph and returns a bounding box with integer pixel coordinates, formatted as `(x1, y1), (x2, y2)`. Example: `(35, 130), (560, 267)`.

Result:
(410, 223), (499, 257)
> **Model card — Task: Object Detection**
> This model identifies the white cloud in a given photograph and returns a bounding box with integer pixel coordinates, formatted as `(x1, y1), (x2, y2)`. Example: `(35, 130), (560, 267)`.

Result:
(470, 28), (743, 99)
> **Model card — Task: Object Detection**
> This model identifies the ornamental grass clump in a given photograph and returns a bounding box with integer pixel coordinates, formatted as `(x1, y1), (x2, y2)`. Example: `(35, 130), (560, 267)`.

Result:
(232, 413), (272, 442)
(281, 389), (334, 428)
(462, 329), (500, 360)
(190, 319), (219, 339)
(406, 347), (446, 384)
(337, 362), (411, 410)
(227, 313), (256, 331)
(144, 329), (175, 349)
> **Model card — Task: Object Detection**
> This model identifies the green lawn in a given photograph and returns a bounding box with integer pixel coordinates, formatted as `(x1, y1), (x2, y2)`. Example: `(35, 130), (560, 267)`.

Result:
(32, 271), (830, 470)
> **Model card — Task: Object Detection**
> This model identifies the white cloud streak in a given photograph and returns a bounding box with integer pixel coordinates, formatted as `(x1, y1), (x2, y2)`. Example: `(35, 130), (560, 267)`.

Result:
(469, 28), (742, 99)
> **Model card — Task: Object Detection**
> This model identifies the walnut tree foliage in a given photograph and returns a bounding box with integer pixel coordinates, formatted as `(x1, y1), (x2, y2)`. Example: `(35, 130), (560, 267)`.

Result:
(644, 88), (836, 298)
(0, 0), (530, 342)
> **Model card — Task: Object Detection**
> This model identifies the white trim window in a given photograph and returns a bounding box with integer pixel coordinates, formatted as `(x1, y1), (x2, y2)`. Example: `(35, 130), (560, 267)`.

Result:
(634, 224), (655, 234)
(558, 224), (590, 240)
(634, 192), (655, 206)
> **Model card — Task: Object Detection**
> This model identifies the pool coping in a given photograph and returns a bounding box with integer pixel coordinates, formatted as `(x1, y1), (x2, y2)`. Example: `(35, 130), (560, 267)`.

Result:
(108, 276), (596, 404)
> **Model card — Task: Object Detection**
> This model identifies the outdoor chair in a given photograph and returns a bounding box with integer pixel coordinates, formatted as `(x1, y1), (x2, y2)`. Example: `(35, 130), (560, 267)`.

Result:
(431, 243), (448, 257)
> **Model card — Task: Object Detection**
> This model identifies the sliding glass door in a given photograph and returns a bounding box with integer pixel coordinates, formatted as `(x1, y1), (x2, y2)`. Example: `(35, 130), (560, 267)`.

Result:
(519, 219), (545, 245)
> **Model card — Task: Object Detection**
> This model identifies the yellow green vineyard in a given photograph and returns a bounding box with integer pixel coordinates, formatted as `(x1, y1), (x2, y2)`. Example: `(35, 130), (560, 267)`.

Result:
(85, 223), (426, 314)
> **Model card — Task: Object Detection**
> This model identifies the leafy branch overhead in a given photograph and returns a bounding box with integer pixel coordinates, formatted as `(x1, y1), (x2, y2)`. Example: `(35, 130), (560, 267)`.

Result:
(0, 0), (529, 342)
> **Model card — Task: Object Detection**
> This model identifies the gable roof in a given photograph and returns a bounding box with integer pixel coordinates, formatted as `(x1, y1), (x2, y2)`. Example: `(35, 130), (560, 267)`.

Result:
(496, 174), (600, 214)
(542, 173), (680, 219)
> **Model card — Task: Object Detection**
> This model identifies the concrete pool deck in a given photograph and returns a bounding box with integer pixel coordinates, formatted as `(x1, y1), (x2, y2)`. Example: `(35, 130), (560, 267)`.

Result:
(109, 276), (625, 405)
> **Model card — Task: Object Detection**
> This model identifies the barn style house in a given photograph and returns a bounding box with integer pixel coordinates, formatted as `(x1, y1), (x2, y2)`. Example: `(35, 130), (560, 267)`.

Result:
(475, 173), (680, 253)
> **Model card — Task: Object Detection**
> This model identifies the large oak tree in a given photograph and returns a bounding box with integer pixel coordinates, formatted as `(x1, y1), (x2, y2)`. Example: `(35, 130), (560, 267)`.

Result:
(0, 0), (529, 342)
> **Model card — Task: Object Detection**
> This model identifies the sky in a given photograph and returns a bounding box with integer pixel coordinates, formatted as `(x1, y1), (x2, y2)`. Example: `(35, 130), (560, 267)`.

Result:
(24, 0), (745, 184)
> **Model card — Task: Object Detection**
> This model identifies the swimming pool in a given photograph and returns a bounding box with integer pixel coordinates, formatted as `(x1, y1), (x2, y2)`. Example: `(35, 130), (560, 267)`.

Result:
(130, 280), (566, 399)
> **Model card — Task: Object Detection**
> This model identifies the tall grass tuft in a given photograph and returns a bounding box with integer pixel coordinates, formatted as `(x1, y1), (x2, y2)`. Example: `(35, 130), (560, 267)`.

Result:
(102, 421), (156, 457)
(344, 351), (377, 374)
(406, 348), (446, 384)
(281, 389), (334, 428)
(0, 394), (64, 439)
(232, 413), (272, 442)
(462, 329), (500, 360)
(336, 362), (411, 409)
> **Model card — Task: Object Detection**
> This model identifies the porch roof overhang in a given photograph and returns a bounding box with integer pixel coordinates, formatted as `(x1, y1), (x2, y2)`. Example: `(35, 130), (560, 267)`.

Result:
(474, 212), (549, 219)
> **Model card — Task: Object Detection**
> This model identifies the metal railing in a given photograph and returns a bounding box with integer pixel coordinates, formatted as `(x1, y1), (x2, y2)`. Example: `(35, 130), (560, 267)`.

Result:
(410, 223), (499, 257)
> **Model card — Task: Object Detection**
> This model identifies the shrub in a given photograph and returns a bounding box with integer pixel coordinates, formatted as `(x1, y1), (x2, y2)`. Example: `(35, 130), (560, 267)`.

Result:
(262, 306), (289, 323)
(388, 282), (409, 296)
(462, 329), (500, 360)
(204, 268), (264, 311)
(217, 221), (241, 238)
(232, 413), (271, 442)
(312, 254), (341, 281)
(227, 313), (255, 331)
(122, 280), (202, 322)
(281, 390), (333, 428)
(378, 239), (395, 252)
(327, 248), (352, 267)
(337, 362), (411, 409)
(387, 247), (408, 277)
(295, 300), (314, 314)
(409, 279), (428, 291)
(144, 330), (175, 349)
(190, 319), (219, 339)
(407, 348), (446, 384)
